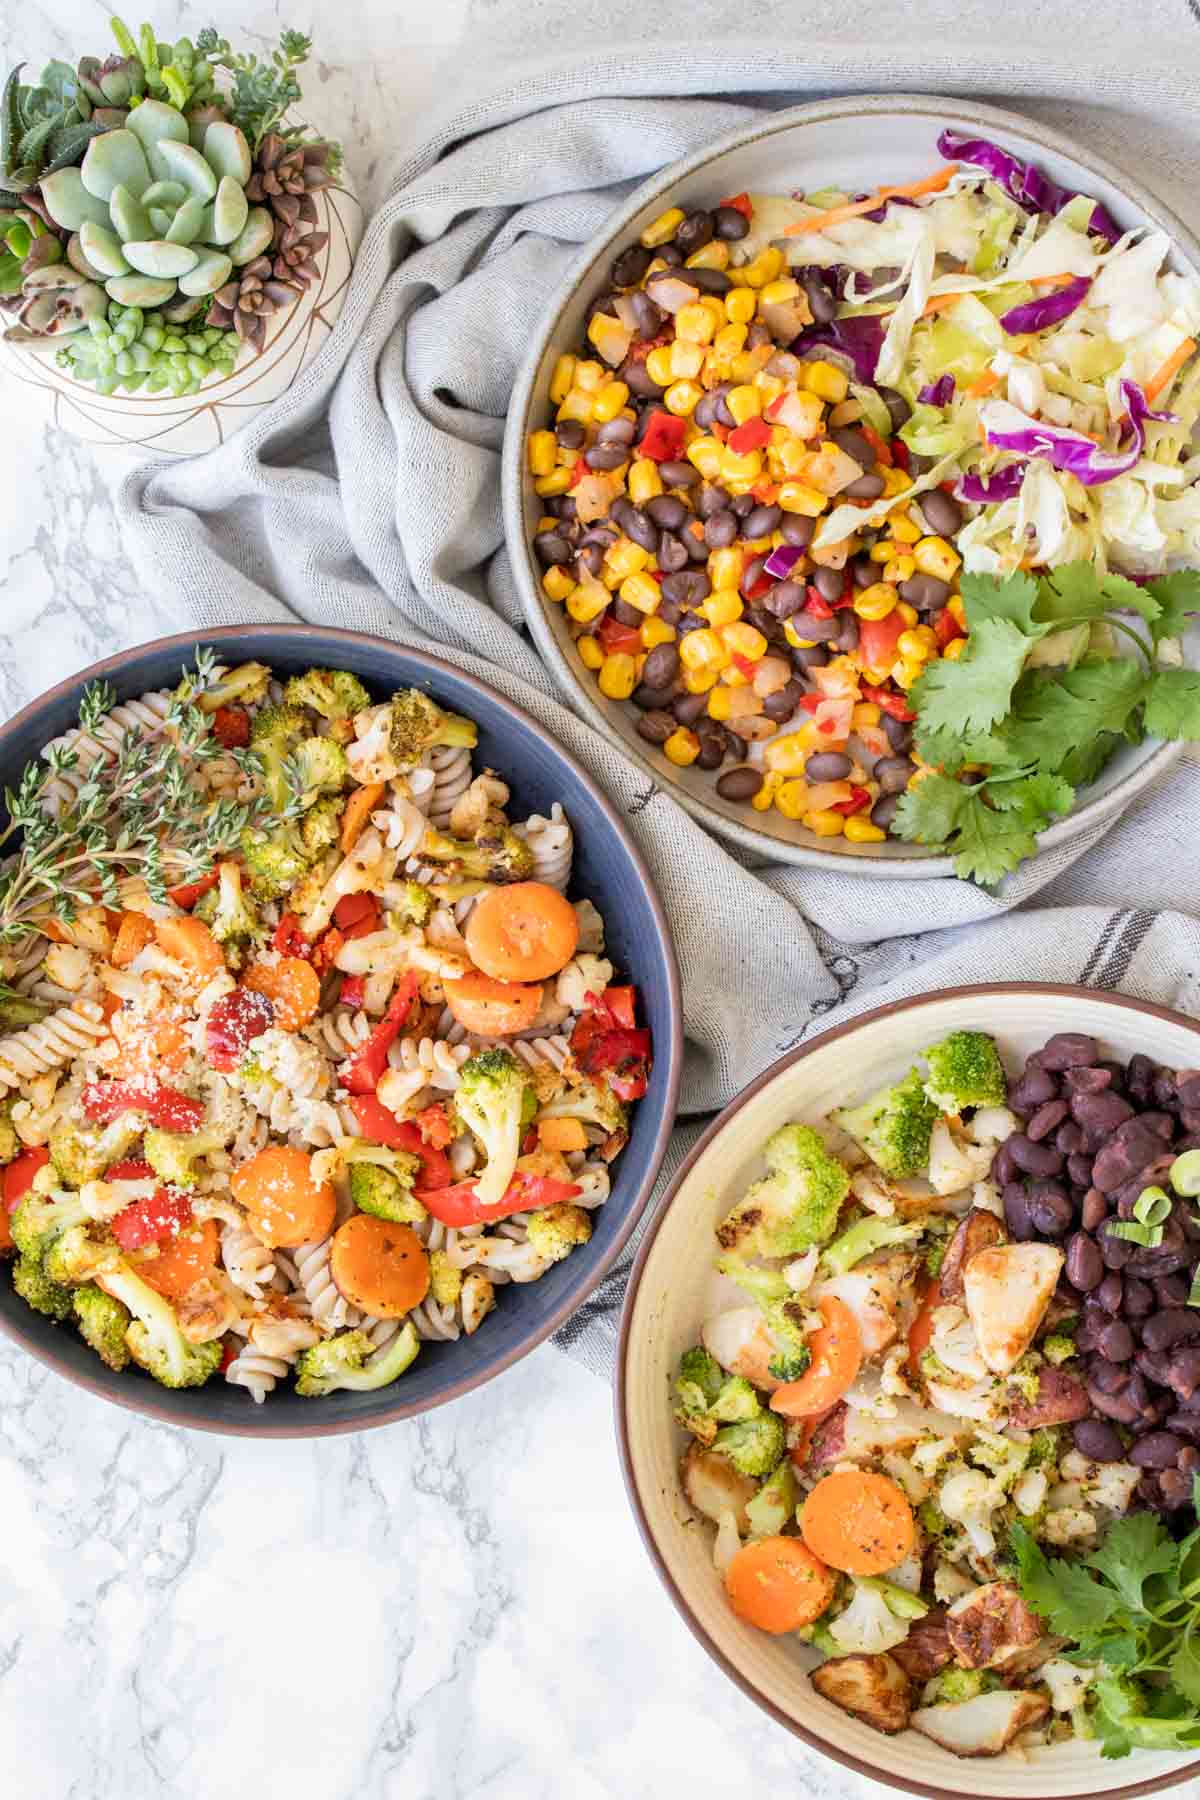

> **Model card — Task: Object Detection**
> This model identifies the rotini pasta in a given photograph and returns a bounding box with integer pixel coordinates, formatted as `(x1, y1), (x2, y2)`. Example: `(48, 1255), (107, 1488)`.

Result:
(515, 803), (573, 892)
(0, 999), (109, 1092)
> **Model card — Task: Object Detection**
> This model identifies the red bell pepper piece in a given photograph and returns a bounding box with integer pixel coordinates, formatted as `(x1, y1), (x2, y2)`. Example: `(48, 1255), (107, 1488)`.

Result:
(272, 912), (311, 958)
(339, 975), (367, 1010)
(934, 607), (965, 648)
(81, 1079), (203, 1133)
(857, 611), (907, 673)
(830, 786), (872, 817)
(638, 411), (687, 463)
(112, 1188), (193, 1251)
(731, 651), (757, 681)
(891, 439), (910, 470)
(104, 1159), (155, 1182)
(860, 683), (916, 722)
(726, 416), (771, 455)
(420, 1172), (583, 1229)
(3, 1146), (49, 1213)
(414, 1102), (453, 1150)
(220, 1341), (239, 1372)
(342, 975), (421, 1095)
(718, 191), (753, 218)
(798, 693), (823, 715)
(205, 986), (274, 1072)
(571, 1019), (653, 1103)
(347, 1095), (453, 1190)
(211, 705), (251, 749)
(333, 893), (378, 931)
(166, 869), (219, 910)
(804, 589), (835, 619)
(597, 614), (643, 657)
(860, 423), (892, 467)
(745, 574), (775, 602)
(568, 455), (589, 488)
(583, 985), (637, 1031)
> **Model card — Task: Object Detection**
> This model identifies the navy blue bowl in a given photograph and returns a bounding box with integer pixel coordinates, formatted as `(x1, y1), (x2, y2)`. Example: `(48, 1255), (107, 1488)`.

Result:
(0, 627), (682, 1436)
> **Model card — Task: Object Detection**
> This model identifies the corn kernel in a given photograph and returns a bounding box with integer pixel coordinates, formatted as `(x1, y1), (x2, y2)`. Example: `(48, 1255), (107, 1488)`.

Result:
(722, 621), (768, 661)
(942, 637), (967, 661)
(603, 537), (648, 581)
(844, 815), (886, 843)
(597, 652), (638, 700)
(947, 594), (966, 627)
(868, 539), (894, 564)
(806, 808), (847, 837)
(774, 778), (810, 820)
(542, 566), (575, 604)
(755, 374), (786, 411)
(628, 457), (663, 505)
(720, 447), (763, 484)
(783, 622), (815, 650)
(852, 702), (882, 730)
(669, 341), (704, 380)
(641, 615), (677, 649)
(675, 302), (718, 346)
(707, 547), (744, 591)
(565, 581), (609, 625)
(853, 583), (898, 622)
(573, 359), (606, 393)
(601, 565), (622, 592)
(742, 246), (784, 287)
(731, 347), (773, 383)
(548, 355), (576, 404)
(678, 627), (730, 673)
(686, 436), (724, 479)
(883, 555), (916, 585)
(801, 359), (849, 404)
(887, 512), (922, 545)
(726, 384), (763, 424)
(895, 602), (919, 627)
(618, 572), (662, 615)
(683, 665), (718, 694)
(663, 726), (700, 765)
(897, 629), (933, 664)
(640, 348), (670, 390)
(701, 588), (743, 629)
(576, 634), (603, 670)
(533, 468), (573, 498)
(914, 535), (962, 581)
(685, 239), (730, 270)
(712, 322), (748, 359)
(527, 429), (557, 476)
(706, 686), (735, 721)
(641, 207), (686, 248)
(724, 288), (757, 325)
(664, 379), (703, 417)
(893, 658), (926, 690)
(592, 379), (630, 423)
(758, 278), (800, 310)
(778, 481), (827, 517)
(720, 662), (750, 687)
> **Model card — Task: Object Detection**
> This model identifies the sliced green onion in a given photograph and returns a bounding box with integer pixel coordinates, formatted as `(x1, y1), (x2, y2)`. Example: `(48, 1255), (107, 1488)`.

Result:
(1189, 1266), (1200, 1309)
(1106, 1220), (1164, 1246)
(1134, 1186), (1172, 1227)
(1171, 1150), (1200, 1199)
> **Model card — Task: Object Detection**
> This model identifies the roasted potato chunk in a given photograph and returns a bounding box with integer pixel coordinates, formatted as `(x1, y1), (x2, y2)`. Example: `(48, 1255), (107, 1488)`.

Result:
(938, 1207), (1006, 1302)
(911, 1690), (1050, 1756)
(946, 1582), (1042, 1670)
(810, 1653), (912, 1735)
(889, 1605), (954, 1683)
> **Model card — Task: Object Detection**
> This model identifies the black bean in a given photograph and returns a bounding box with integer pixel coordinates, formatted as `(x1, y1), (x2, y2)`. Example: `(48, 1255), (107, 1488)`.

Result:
(671, 691), (707, 726)
(1099, 1223), (1136, 1270)
(881, 712), (912, 752)
(918, 488), (962, 536)
(791, 644), (829, 671)
(676, 612), (707, 635)
(641, 644), (680, 690)
(740, 556), (768, 598)
(898, 573), (951, 612)
(628, 292), (665, 341)
(1067, 1151), (1094, 1188)
(674, 210), (714, 255)
(654, 461), (695, 493)
(533, 531), (572, 567)
(871, 793), (901, 832)
(1141, 1110), (1177, 1142)
(878, 386), (911, 431)
(1168, 1350), (1200, 1400)
(683, 528), (709, 563)
(792, 609), (841, 641)
(843, 472), (887, 502)
(1056, 1119), (1084, 1153)
(1028, 1180), (1074, 1237)
(1089, 1356), (1130, 1394)
(700, 510), (736, 549)
(1080, 1187), (1107, 1232)
(806, 752), (852, 782)
(1176, 1071), (1200, 1111)
(660, 569), (708, 610)
(576, 543), (604, 579)
(1088, 1381), (1139, 1425)
(713, 206), (749, 241)
(746, 321), (772, 351)
(799, 268), (836, 323)
(1124, 1276), (1155, 1317)
(1155, 1272), (1193, 1306)
(584, 443), (627, 471)
(831, 428), (876, 469)
(1028, 1098), (1070, 1142)
(1008, 1134), (1065, 1178)
(596, 417), (637, 448)
(1073, 1418), (1126, 1462)
(852, 556), (877, 590)
(812, 566), (844, 604)
(1041, 1032), (1100, 1072)
(657, 531), (688, 573)
(992, 1141), (1019, 1187)
(781, 514), (815, 548)
(611, 244), (651, 287)
(763, 680), (805, 722)
(715, 766), (763, 802)
(835, 612), (860, 655)
(871, 755), (913, 796)
(688, 267), (732, 296)
(608, 598), (642, 630)
(760, 580), (805, 621)
(694, 731), (727, 772)
(1142, 1309), (1200, 1352)
(1092, 1125), (1168, 1193)
(1096, 1272), (1125, 1315)
(555, 419), (586, 450)
(744, 503), (782, 539)
(731, 492), (757, 520)
(645, 494), (688, 533)
(1098, 1319), (1135, 1362)
(1126, 1053), (1159, 1103)
(621, 358), (664, 398)
(1066, 1230), (1104, 1291)
(631, 682), (674, 712)
(612, 499), (658, 552)
(1064, 1066), (1113, 1096)
(1136, 1346), (1176, 1386)
(1010, 1067), (1059, 1114)
(1130, 1431), (1185, 1470)
(1004, 1183), (1036, 1242)
(635, 709), (675, 746)
(1159, 1468), (1193, 1508)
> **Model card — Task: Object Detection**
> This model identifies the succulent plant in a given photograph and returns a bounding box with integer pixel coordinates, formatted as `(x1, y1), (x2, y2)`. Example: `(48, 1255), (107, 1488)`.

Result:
(0, 263), (105, 339)
(0, 205), (64, 294)
(1, 59), (110, 198)
(56, 297), (239, 394)
(205, 255), (299, 351)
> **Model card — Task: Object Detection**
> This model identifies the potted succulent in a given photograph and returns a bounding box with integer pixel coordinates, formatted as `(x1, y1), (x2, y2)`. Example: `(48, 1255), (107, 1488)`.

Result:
(0, 19), (362, 454)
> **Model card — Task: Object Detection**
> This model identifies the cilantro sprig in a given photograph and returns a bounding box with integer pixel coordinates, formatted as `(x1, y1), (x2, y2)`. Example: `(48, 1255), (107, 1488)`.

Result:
(894, 564), (1200, 885)
(1011, 1497), (1200, 1758)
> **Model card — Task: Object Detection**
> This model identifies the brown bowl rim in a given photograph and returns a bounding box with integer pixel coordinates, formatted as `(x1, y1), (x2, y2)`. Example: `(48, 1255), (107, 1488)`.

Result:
(0, 622), (683, 1438)
(615, 982), (1200, 1800)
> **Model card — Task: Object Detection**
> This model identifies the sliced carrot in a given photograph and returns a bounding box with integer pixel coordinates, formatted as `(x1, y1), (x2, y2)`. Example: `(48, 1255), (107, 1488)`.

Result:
(965, 368), (1001, 398)
(724, 1536), (836, 1634)
(443, 970), (544, 1038)
(116, 1009), (191, 1077)
(464, 881), (579, 983)
(771, 1294), (862, 1419)
(800, 1470), (916, 1576)
(100, 990), (125, 1024)
(155, 914), (224, 985)
(537, 1117), (588, 1153)
(330, 1214), (429, 1318)
(244, 956), (321, 1031)
(137, 1218), (220, 1300)
(340, 781), (384, 853)
(230, 1145), (336, 1248)
(111, 910), (154, 968)
(784, 164), (959, 236)
(1145, 336), (1196, 405)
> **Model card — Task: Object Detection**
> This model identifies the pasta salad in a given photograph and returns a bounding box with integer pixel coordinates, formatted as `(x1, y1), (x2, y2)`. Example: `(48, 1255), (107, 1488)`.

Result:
(0, 654), (651, 1403)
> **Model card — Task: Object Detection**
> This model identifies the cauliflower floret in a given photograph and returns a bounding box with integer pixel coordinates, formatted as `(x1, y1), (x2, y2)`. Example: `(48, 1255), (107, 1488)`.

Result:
(912, 1436), (960, 1479)
(966, 1107), (1018, 1146)
(928, 1119), (996, 1196)
(939, 1466), (1005, 1558)
(933, 1560), (978, 1603)
(925, 1375), (1008, 1423)
(240, 1027), (332, 1102)
(829, 1583), (911, 1656)
(970, 1178), (1005, 1218)
(555, 953), (613, 1014)
(784, 1248), (820, 1292)
(346, 704), (400, 785)
(850, 1168), (897, 1217)
(929, 1305), (990, 1383)
(1058, 1452), (1141, 1514)
(712, 1508), (743, 1576)
(573, 899), (605, 954)
(1041, 1506), (1098, 1548)
(1040, 1659), (1096, 1712)
(44, 942), (95, 993)
(1012, 1469), (1048, 1517)
(881, 1451), (933, 1505)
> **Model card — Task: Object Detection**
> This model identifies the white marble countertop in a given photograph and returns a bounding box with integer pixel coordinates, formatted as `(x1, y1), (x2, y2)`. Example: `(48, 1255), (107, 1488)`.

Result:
(0, 6), (898, 1798)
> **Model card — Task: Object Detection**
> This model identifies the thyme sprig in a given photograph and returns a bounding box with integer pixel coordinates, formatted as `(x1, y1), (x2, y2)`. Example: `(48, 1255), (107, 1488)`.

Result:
(0, 652), (270, 944)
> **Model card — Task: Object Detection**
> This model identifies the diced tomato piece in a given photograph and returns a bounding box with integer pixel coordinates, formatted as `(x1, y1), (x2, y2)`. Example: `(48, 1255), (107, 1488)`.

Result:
(860, 683), (916, 722)
(627, 327), (672, 363)
(347, 1096), (453, 1191)
(638, 411), (688, 463)
(804, 589), (835, 619)
(891, 440), (910, 470)
(718, 192), (753, 218)
(112, 1188), (193, 1251)
(342, 975), (421, 1095)
(420, 1172), (582, 1229)
(860, 423), (892, 466)
(104, 1159), (155, 1182)
(333, 893), (377, 931)
(745, 574), (774, 601)
(934, 608), (965, 648)
(272, 912), (311, 958)
(830, 786), (871, 817)
(727, 416), (771, 455)
(220, 1341), (239, 1373)
(81, 1079), (203, 1133)
(3, 1146), (49, 1214)
(311, 928), (344, 973)
(597, 614), (643, 656)
(799, 693), (823, 714)
(211, 705), (251, 749)
(731, 651), (757, 680)
(568, 455), (589, 488)
(414, 1102), (453, 1150)
(751, 480), (780, 503)
(166, 870), (219, 910)
(857, 612), (907, 672)
(205, 987), (274, 1072)
(339, 975), (367, 1010)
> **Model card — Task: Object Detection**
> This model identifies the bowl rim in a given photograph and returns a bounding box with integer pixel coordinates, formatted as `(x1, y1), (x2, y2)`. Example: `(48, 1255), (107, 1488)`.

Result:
(503, 90), (1190, 877)
(614, 982), (1200, 1800)
(0, 622), (683, 1438)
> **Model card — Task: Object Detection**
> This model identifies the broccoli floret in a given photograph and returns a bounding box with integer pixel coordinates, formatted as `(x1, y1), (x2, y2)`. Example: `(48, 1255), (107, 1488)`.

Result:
(240, 824), (311, 899)
(820, 1214), (925, 1277)
(291, 736), (349, 801)
(189, 661), (271, 712)
(143, 1127), (228, 1190)
(717, 1123), (850, 1258)
(419, 823), (534, 887)
(389, 880), (435, 928)
(0, 1098), (19, 1165)
(746, 1459), (799, 1539)
(72, 1283), (131, 1371)
(923, 1030), (1008, 1113)
(49, 1115), (144, 1190)
(716, 1255), (790, 1307)
(1026, 1426), (1062, 1467)
(537, 1077), (629, 1138)
(300, 796), (343, 857)
(0, 993), (51, 1031)
(674, 1346), (760, 1443)
(294, 1322), (420, 1396)
(1008, 1355), (1042, 1405)
(10, 1188), (89, 1261)
(192, 860), (260, 950)
(714, 1254), (813, 1382)
(679, 1345), (724, 1402)
(284, 668), (370, 742)
(526, 1203), (593, 1264)
(429, 1249), (462, 1308)
(834, 1067), (938, 1179)
(43, 1223), (114, 1288)
(1042, 1334), (1078, 1367)
(349, 1159), (425, 1223)
(713, 1412), (786, 1478)
(250, 702), (309, 810)
(388, 688), (479, 772)
(918, 1498), (954, 1546)
(930, 1668), (994, 1704)
(710, 1375), (762, 1423)
(12, 1253), (73, 1319)
(96, 1259), (222, 1389)
(924, 1220), (954, 1278)
(453, 1049), (535, 1209)
(287, 854), (336, 919)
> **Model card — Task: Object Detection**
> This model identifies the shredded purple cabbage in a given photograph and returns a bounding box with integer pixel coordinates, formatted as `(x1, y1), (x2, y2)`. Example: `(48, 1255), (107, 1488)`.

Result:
(1000, 275), (1092, 335)
(918, 375), (956, 406)
(938, 129), (1122, 243)
(1089, 201), (1121, 246)
(792, 313), (887, 385)
(955, 464), (1028, 503)
(979, 380), (1174, 487)
(763, 544), (805, 579)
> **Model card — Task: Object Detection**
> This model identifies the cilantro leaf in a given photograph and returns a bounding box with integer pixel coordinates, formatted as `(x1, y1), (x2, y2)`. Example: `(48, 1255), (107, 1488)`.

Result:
(892, 771), (1070, 886)
(1010, 1523), (1121, 1638)
(1087, 1512), (1178, 1613)
(947, 793), (1039, 885)
(1003, 659), (1148, 774)
(961, 569), (1042, 633)
(909, 723), (1016, 774)
(892, 773), (969, 847)
(1101, 570), (1162, 629)
(1143, 668), (1200, 740)
(1146, 568), (1200, 643)
(1035, 561), (1109, 625)
(1172, 1631), (1200, 1707)
(986, 771), (1074, 827)
(910, 617), (1032, 737)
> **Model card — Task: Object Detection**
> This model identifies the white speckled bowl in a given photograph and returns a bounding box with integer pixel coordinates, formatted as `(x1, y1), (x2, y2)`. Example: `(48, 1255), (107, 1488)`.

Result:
(504, 95), (1191, 874)
(617, 984), (1200, 1799)
(0, 180), (363, 456)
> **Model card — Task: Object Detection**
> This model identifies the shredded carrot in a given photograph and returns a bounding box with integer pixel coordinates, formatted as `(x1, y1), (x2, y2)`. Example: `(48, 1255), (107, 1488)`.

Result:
(921, 271), (1077, 319)
(966, 369), (1001, 398)
(1145, 336), (1196, 405)
(921, 292), (966, 317)
(784, 163), (959, 236)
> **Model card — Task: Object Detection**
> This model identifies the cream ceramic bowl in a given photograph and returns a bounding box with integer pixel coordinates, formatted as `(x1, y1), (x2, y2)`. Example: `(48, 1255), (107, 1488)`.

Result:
(617, 984), (1200, 1799)
(0, 180), (362, 456)
(504, 94), (1192, 874)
